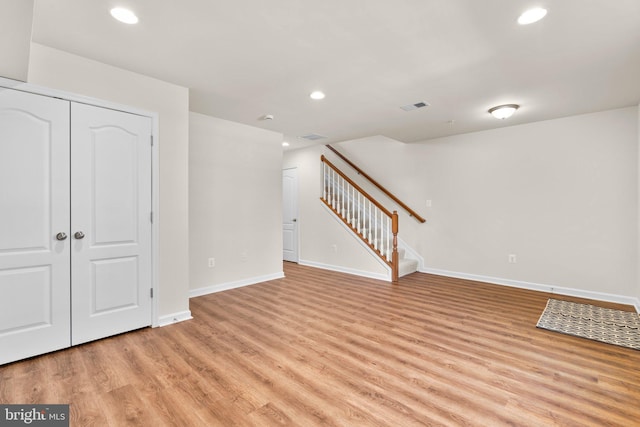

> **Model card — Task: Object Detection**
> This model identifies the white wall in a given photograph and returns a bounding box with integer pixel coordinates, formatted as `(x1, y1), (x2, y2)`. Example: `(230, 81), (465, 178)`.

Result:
(189, 112), (284, 294)
(295, 107), (639, 300)
(0, 0), (33, 81)
(283, 145), (389, 280)
(27, 43), (191, 319)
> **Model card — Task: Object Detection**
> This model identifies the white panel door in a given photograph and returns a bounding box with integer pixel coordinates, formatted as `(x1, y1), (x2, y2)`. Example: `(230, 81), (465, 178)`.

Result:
(282, 168), (298, 262)
(70, 103), (152, 345)
(0, 89), (71, 365)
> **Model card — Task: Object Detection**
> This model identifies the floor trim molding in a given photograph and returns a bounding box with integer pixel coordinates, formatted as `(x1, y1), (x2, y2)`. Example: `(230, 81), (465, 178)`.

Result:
(189, 272), (285, 299)
(298, 259), (389, 282)
(421, 267), (640, 314)
(157, 310), (193, 327)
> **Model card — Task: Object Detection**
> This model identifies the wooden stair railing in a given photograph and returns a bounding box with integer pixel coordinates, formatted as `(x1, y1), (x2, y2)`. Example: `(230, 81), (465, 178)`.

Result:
(321, 155), (400, 282)
(326, 144), (426, 223)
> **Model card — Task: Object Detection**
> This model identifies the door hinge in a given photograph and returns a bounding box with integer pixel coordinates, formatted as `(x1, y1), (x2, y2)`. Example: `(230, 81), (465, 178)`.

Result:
(150, 211), (153, 223)
(150, 288), (154, 298)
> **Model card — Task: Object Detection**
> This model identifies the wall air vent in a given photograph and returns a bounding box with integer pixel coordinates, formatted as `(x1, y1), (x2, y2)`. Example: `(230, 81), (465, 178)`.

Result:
(400, 101), (430, 111)
(299, 133), (327, 141)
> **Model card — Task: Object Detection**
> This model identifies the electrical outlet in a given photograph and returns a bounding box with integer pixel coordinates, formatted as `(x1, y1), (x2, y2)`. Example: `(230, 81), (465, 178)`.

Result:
(508, 254), (517, 264)
(426, 199), (432, 208)
(331, 244), (338, 253)
(208, 258), (215, 268)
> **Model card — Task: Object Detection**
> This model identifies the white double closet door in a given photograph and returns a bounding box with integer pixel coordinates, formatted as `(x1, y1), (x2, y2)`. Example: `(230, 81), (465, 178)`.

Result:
(0, 88), (152, 365)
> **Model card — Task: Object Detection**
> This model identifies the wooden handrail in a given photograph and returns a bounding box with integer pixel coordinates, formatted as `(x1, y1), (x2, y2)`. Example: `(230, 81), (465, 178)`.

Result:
(326, 145), (426, 223)
(321, 155), (392, 218)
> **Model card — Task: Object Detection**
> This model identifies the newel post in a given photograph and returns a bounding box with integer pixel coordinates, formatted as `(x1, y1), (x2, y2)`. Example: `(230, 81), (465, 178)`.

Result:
(391, 211), (399, 283)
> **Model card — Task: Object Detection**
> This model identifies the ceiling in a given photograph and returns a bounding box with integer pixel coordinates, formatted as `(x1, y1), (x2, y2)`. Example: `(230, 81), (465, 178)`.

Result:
(30, 0), (640, 149)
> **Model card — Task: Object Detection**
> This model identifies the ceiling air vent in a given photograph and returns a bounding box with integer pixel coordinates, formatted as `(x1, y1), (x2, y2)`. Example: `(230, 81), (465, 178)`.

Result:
(400, 101), (430, 112)
(299, 133), (327, 141)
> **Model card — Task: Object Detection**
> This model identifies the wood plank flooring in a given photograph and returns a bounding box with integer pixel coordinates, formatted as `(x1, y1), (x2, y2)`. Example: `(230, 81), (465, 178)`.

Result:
(1, 262), (639, 426)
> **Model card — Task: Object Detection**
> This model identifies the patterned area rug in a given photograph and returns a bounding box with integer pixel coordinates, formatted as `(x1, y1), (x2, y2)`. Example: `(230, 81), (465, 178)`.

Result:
(536, 299), (640, 350)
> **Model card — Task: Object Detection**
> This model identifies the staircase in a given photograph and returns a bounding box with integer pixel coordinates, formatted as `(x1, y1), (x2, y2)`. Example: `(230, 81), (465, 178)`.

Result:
(397, 247), (419, 277)
(320, 155), (419, 282)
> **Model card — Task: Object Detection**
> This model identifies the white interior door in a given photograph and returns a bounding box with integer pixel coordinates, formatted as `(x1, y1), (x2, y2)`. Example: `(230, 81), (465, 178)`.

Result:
(0, 89), (71, 365)
(70, 103), (152, 345)
(282, 168), (298, 262)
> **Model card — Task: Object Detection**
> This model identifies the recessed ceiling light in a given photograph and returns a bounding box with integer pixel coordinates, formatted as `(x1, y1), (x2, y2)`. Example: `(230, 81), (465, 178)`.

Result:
(518, 7), (547, 25)
(282, 142), (290, 147)
(110, 7), (139, 24)
(488, 104), (519, 119)
(310, 91), (326, 100)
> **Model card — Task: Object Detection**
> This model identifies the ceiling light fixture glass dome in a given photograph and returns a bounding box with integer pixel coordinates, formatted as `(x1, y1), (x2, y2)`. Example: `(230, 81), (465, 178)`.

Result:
(518, 8), (547, 25)
(110, 7), (139, 24)
(310, 91), (326, 100)
(488, 104), (519, 119)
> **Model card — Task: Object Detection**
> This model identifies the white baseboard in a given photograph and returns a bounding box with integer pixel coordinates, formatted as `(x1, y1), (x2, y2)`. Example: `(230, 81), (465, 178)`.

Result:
(299, 259), (390, 282)
(157, 310), (193, 327)
(421, 267), (640, 313)
(189, 272), (285, 298)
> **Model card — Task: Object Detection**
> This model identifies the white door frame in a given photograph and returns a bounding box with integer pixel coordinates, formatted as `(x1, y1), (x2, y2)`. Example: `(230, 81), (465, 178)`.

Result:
(0, 76), (160, 328)
(282, 167), (299, 263)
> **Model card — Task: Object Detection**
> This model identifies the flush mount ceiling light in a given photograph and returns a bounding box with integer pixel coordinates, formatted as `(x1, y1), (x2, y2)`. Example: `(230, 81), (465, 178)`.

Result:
(518, 7), (547, 25)
(310, 91), (326, 100)
(282, 142), (290, 147)
(488, 104), (519, 119)
(110, 7), (139, 24)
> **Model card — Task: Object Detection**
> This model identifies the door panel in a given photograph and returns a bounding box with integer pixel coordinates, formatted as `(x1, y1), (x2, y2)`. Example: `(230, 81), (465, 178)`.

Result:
(282, 168), (298, 262)
(0, 89), (71, 365)
(71, 104), (152, 345)
(92, 257), (139, 313)
(0, 266), (53, 332)
(93, 127), (138, 244)
(0, 110), (51, 252)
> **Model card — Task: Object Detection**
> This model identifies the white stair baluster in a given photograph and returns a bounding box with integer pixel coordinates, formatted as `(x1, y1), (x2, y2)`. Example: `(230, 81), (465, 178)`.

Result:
(340, 178), (345, 218)
(337, 175), (340, 212)
(387, 217), (391, 261)
(381, 215), (386, 259)
(332, 169), (336, 208)
(374, 208), (378, 250)
(346, 182), (350, 222)
(357, 192), (361, 233)
(349, 186), (354, 226)
(323, 163), (327, 202)
(352, 186), (356, 225)
(360, 193), (363, 234)
(337, 175), (341, 213)
(327, 167), (330, 205)
(336, 173), (339, 210)
(329, 169), (334, 208)
(337, 174), (339, 210)
(368, 201), (372, 242)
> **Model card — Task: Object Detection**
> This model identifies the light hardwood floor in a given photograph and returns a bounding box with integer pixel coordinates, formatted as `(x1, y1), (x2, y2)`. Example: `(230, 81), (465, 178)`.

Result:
(1, 263), (639, 426)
